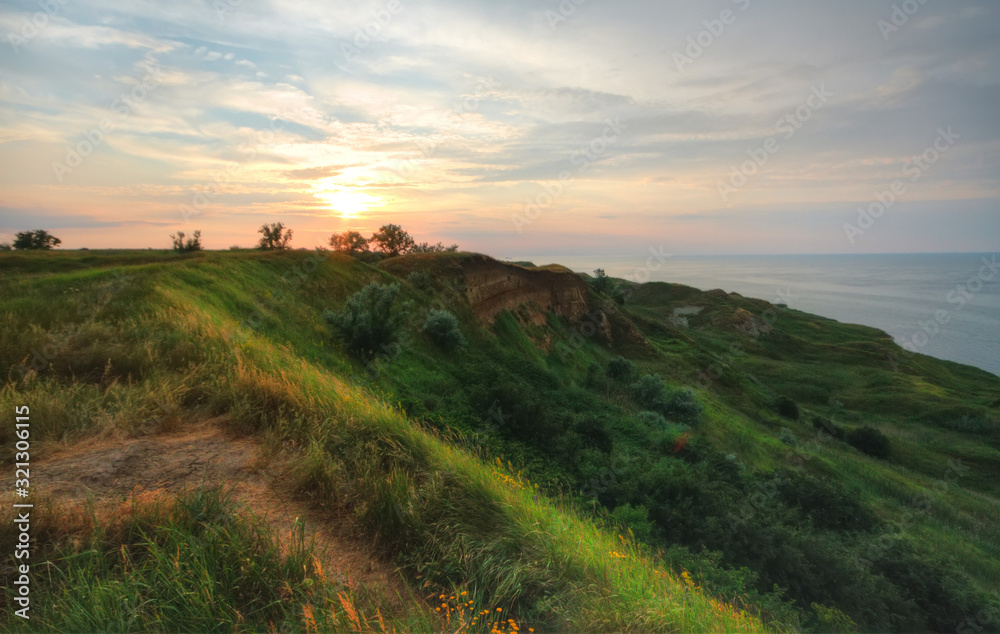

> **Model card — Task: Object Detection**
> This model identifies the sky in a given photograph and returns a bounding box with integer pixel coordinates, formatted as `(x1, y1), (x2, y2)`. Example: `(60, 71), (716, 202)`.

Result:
(0, 0), (998, 256)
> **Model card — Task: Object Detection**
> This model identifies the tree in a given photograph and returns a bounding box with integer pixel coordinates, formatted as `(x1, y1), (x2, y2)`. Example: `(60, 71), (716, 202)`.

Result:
(257, 223), (293, 250)
(0, 242), (11, 251)
(411, 241), (459, 253)
(170, 230), (203, 253)
(370, 224), (415, 257)
(329, 230), (369, 254)
(593, 268), (612, 293)
(13, 230), (61, 250)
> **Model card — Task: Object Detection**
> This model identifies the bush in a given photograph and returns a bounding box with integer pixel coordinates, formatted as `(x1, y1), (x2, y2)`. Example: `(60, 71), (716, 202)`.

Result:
(607, 356), (636, 382)
(584, 363), (606, 390)
(324, 282), (409, 361)
(636, 410), (668, 428)
(779, 428), (798, 446)
(773, 395), (800, 420)
(609, 503), (657, 543)
(848, 426), (891, 459)
(423, 309), (466, 352)
(406, 270), (432, 292)
(663, 388), (703, 425)
(632, 374), (667, 410)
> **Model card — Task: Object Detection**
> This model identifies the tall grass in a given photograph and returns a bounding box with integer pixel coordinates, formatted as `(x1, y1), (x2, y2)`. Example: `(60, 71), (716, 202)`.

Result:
(0, 252), (769, 632)
(0, 488), (430, 633)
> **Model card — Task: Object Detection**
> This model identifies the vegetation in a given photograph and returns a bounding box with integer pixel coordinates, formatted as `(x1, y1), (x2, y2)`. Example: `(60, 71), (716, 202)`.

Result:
(773, 395), (800, 420)
(847, 426), (892, 459)
(323, 282), (410, 362)
(170, 229), (203, 253)
(412, 241), (458, 253)
(370, 224), (415, 257)
(423, 309), (467, 352)
(330, 230), (370, 254)
(1, 249), (998, 633)
(592, 268), (612, 293)
(12, 229), (61, 250)
(257, 222), (293, 250)
(406, 270), (433, 292)
(330, 225), (458, 260)
(0, 488), (423, 632)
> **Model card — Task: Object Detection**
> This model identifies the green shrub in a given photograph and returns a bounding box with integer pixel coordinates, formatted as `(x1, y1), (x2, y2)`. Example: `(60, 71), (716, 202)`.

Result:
(848, 426), (891, 459)
(663, 388), (703, 425)
(606, 356), (636, 382)
(584, 362), (606, 390)
(632, 374), (667, 410)
(324, 282), (409, 361)
(422, 309), (466, 352)
(406, 270), (432, 292)
(779, 428), (798, 446)
(609, 503), (657, 543)
(773, 395), (800, 420)
(636, 410), (668, 428)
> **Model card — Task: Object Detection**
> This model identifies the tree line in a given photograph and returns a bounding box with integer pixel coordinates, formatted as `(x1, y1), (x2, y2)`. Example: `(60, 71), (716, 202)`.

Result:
(2, 224), (458, 256)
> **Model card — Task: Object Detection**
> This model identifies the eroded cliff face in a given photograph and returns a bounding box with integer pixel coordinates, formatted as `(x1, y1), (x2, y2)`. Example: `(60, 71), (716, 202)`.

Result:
(460, 256), (589, 325)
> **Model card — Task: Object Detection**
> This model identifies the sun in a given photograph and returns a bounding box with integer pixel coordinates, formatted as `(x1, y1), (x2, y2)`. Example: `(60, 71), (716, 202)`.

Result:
(314, 186), (381, 217)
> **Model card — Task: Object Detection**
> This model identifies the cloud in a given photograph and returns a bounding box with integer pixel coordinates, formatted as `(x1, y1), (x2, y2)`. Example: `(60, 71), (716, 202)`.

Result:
(0, 0), (997, 253)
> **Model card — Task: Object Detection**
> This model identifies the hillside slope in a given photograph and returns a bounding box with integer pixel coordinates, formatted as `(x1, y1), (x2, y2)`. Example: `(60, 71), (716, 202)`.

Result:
(0, 250), (765, 633)
(2, 249), (998, 632)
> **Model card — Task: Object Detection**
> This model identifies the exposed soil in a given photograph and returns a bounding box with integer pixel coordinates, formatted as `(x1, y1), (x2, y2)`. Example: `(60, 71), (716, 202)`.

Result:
(33, 417), (413, 609)
(461, 255), (589, 325)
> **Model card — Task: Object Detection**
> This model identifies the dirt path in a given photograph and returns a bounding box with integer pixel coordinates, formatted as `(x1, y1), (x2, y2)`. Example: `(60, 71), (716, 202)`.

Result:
(34, 417), (412, 609)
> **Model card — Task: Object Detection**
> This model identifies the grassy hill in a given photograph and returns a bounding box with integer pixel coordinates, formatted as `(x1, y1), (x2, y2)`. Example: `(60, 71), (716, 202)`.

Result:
(1, 249), (998, 632)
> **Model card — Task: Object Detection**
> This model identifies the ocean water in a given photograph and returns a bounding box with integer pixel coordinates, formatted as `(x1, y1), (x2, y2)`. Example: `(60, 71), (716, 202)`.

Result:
(520, 253), (1000, 377)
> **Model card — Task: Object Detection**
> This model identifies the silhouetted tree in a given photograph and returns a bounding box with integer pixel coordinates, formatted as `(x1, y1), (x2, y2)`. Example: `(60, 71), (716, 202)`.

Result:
(329, 230), (369, 254)
(170, 230), (203, 253)
(257, 223), (293, 250)
(13, 230), (61, 250)
(411, 241), (458, 253)
(370, 224), (415, 257)
(593, 268), (612, 293)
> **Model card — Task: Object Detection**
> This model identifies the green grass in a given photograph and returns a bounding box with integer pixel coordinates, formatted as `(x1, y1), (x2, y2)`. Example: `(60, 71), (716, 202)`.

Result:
(0, 488), (426, 633)
(0, 250), (769, 633)
(3, 248), (999, 632)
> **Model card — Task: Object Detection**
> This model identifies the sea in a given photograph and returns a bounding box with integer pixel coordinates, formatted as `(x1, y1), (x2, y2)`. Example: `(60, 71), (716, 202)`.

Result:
(519, 253), (1000, 378)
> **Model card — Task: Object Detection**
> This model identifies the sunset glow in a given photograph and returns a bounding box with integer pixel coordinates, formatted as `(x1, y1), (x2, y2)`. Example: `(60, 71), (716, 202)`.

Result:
(0, 1), (997, 255)
(313, 185), (382, 218)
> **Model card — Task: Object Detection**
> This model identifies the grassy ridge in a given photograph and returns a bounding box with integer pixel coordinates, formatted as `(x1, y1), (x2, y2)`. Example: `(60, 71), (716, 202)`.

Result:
(0, 250), (766, 632)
